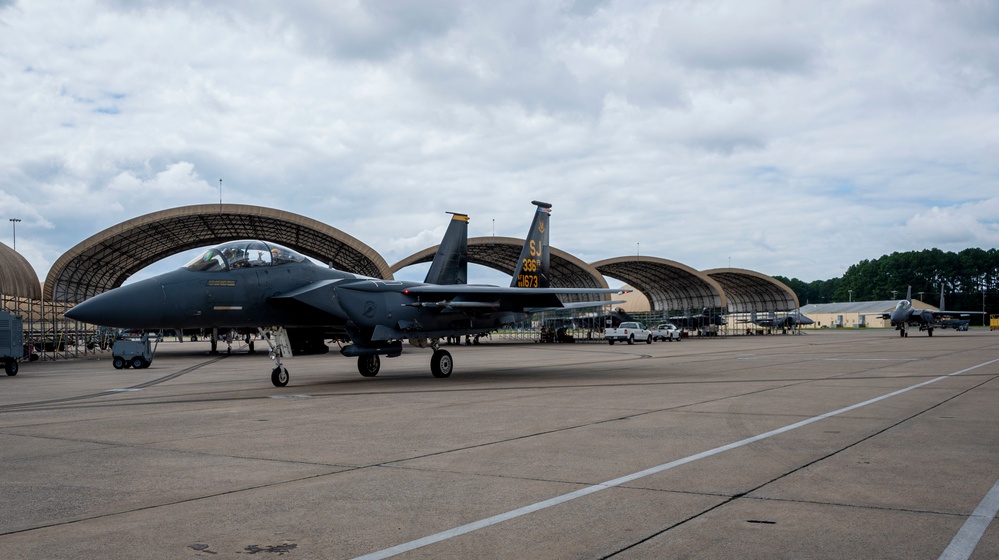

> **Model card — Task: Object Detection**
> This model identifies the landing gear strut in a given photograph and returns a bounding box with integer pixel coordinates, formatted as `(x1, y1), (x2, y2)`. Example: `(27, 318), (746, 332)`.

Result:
(262, 327), (292, 387)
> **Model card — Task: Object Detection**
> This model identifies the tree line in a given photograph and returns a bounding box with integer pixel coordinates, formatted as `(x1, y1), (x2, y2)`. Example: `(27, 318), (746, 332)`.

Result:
(772, 248), (999, 313)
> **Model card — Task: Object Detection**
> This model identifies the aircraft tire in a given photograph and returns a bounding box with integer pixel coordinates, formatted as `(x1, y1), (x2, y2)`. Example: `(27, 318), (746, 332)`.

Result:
(271, 366), (289, 387)
(112, 356), (125, 370)
(431, 349), (453, 378)
(4, 360), (17, 376)
(928, 328), (933, 337)
(358, 355), (380, 377)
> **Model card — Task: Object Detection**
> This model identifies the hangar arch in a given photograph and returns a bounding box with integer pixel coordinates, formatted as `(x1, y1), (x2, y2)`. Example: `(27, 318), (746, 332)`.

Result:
(46, 204), (392, 304)
(591, 257), (726, 312)
(0, 243), (41, 300)
(392, 236), (609, 302)
(703, 268), (798, 313)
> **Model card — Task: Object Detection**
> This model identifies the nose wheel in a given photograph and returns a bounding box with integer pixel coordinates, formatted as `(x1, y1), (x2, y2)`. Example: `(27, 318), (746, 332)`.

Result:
(271, 366), (289, 387)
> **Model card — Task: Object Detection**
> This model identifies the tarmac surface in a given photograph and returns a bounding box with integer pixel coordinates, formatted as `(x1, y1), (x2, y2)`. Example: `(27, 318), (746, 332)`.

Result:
(1, 329), (998, 559)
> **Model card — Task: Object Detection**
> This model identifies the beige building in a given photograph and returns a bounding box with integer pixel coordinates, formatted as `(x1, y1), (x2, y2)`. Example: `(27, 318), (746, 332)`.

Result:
(798, 299), (938, 329)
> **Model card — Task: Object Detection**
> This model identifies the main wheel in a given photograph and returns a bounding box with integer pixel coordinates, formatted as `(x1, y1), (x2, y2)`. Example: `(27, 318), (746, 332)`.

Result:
(358, 355), (380, 377)
(4, 361), (16, 376)
(431, 349), (453, 378)
(271, 366), (289, 387)
(112, 356), (125, 369)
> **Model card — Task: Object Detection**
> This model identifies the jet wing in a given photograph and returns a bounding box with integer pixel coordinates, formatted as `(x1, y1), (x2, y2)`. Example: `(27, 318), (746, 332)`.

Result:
(401, 284), (623, 312)
(402, 285), (622, 296)
(930, 310), (984, 320)
(267, 279), (348, 317)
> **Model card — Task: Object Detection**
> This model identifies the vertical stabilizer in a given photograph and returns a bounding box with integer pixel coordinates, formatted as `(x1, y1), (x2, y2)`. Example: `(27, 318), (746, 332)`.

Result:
(511, 201), (552, 288)
(906, 285), (913, 302)
(424, 212), (468, 285)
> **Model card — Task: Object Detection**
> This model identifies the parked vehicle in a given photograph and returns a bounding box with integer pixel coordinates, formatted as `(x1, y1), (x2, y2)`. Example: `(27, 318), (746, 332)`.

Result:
(604, 321), (652, 345)
(1, 310), (24, 376)
(652, 323), (682, 341)
(111, 334), (156, 369)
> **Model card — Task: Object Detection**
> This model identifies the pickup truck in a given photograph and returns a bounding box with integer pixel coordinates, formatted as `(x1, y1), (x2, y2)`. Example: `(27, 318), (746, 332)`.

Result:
(652, 323), (682, 341)
(605, 322), (652, 345)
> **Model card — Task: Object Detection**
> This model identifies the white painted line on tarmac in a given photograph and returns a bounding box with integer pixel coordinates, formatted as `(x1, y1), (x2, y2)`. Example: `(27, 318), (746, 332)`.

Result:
(353, 358), (999, 560)
(737, 356), (920, 362)
(938, 476), (999, 560)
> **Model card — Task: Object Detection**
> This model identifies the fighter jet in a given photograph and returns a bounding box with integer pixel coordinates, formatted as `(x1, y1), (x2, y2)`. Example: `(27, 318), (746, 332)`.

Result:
(744, 310), (813, 329)
(880, 285), (982, 337)
(669, 308), (726, 330)
(66, 202), (619, 385)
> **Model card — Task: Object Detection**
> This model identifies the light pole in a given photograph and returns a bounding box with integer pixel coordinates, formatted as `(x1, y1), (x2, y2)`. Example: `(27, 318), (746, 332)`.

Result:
(848, 289), (853, 302)
(9, 218), (20, 251)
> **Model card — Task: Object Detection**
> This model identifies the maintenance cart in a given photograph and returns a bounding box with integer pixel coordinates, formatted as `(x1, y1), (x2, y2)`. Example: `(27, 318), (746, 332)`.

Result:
(111, 333), (157, 369)
(1, 310), (24, 376)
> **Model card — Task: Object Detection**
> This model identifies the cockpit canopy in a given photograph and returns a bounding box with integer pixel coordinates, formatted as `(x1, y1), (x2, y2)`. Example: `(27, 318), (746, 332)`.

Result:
(184, 240), (309, 272)
(896, 300), (908, 309)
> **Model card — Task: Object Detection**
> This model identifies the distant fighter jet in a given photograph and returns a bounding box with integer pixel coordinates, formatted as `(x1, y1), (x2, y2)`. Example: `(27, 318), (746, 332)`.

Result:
(880, 285), (982, 337)
(669, 308), (726, 330)
(744, 311), (813, 329)
(66, 202), (619, 385)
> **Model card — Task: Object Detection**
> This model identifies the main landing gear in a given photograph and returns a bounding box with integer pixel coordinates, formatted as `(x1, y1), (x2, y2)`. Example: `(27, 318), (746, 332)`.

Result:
(353, 347), (453, 378)
(430, 348), (452, 378)
(263, 329), (457, 386)
(358, 355), (380, 377)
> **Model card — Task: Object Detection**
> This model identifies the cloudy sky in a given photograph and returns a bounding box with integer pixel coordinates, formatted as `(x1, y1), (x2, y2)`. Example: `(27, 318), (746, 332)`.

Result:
(2, 0), (998, 287)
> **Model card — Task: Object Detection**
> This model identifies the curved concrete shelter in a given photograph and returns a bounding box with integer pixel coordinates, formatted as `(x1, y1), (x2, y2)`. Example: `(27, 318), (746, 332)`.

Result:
(591, 256), (727, 312)
(0, 242), (41, 300)
(35, 204), (797, 316)
(704, 268), (799, 313)
(45, 204), (392, 304)
(391, 236), (610, 304)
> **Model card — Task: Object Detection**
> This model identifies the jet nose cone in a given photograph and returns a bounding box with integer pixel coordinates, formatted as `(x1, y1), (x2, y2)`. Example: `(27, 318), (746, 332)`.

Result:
(65, 280), (165, 327)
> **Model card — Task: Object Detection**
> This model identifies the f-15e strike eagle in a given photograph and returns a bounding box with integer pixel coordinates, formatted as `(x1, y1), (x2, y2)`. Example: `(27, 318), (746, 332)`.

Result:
(66, 201), (620, 386)
(881, 285), (983, 337)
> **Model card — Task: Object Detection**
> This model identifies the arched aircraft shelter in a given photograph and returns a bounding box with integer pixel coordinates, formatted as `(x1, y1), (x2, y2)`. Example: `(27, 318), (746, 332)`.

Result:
(591, 257), (726, 312)
(0, 242), (41, 301)
(45, 204), (392, 304)
(392, 236), (610, 303)
(704, 268), (799, 313)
